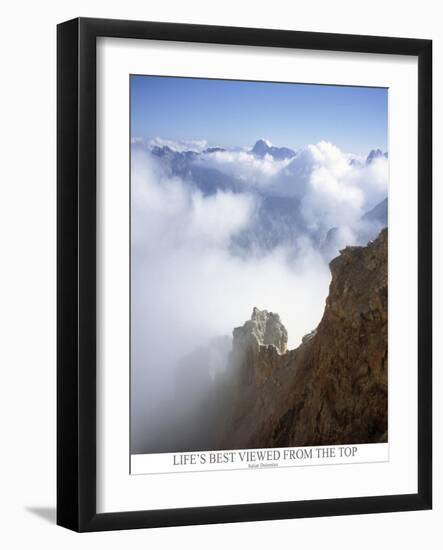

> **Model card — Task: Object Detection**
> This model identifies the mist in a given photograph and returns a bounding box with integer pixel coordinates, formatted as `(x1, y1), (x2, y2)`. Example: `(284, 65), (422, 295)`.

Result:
(130, 142), (388, 453)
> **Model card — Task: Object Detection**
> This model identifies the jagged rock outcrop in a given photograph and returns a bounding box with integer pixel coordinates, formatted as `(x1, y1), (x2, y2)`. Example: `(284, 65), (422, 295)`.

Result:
(230, 307), (288, 385)
(231, 307), (288, 386)
(233, 307), (288, 355)
(220, 228), (388, 449)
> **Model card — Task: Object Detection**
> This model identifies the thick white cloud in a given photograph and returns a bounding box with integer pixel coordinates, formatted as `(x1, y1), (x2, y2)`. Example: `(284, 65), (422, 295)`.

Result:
(298, 141), (365, 232)
(187, 191), (255, 246)
(298, 142), (387, 236)
(131, 149), (255, 250)
(197, 149), (292, 187)
(196, 140), (388, 239)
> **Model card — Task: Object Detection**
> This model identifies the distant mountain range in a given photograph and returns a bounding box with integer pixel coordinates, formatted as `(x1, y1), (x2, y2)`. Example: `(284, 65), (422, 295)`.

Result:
(149, 139), (387, 176)
(135, 138), (388, 258)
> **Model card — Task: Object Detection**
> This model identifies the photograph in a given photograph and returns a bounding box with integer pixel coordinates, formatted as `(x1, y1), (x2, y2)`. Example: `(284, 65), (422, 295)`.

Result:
(0, 0), (436, 542)
(130, 75), (389, 459)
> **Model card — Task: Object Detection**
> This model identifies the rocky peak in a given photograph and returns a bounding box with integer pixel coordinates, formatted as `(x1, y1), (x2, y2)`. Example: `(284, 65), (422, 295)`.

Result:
(160, 229), (388, 453)
(366, 148), (388, 164)
(252, 139), (272, 157)
(251, 139), (296, 161)
(233, 307), (288, 356)
(221, 228), (388, 449)
(230, 308), (288, 386)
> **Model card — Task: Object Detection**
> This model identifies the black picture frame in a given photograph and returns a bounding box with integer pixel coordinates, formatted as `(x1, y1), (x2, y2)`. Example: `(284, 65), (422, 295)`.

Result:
(57, 17), (432, 532)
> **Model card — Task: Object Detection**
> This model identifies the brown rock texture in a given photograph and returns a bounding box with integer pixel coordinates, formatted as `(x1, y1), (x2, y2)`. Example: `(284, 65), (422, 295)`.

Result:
(220, 228), (388, 449)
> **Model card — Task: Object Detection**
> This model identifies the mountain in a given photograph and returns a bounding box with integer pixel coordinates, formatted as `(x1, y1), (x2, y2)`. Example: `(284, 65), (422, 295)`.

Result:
(366, 148), (388, 164)
(251, 139), (296, 160)
(203, 147), (226, 154)
(150, 144), (246, 194)
(231, 194), (304, 254)
(138, 229), (388, 454)
(219, 228), (388, 449)
(362, 197), (388, 226)
(150, 144), (198, 173)
(148, 139), (387, 257)
(321, 197), (388, 259)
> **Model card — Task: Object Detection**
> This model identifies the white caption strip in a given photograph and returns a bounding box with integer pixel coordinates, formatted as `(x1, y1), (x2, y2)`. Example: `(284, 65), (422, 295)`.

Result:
(131, 443), (389, 475)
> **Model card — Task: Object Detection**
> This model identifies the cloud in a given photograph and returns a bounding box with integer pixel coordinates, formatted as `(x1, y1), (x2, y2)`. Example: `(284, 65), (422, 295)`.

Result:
(196, 149), (292, 187)
(130, 141), (388, 452)
(131, 149), (255, 250)
(131, 148), (332, 449)
(188, 191), (255, 246)
(196, 140), (388, 241)
(131, 141), (388, 352)
(299, 142), (387, 236)
(131, 148), (332, 350)
(195, 141), (388, 218)
(297, 141), (365, 233)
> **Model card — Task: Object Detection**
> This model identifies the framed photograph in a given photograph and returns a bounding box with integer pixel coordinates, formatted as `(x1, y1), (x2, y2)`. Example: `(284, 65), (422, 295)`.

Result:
(57, 17), (432, 531)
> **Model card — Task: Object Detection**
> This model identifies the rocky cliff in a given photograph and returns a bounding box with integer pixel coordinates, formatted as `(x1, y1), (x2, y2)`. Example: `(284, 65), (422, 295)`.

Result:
(219, 228), (388, 449)
(231, 307), (288, 386)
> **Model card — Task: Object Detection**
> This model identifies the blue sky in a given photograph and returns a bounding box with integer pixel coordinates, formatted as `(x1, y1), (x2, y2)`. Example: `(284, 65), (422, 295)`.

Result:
(131, 75), (388, 156)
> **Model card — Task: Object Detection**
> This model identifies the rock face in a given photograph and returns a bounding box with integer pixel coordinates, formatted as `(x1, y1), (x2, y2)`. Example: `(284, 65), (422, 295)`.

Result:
(231, 308), (288, 386)
(234, 307), (288, 354)
(220, 228), (388, 449)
